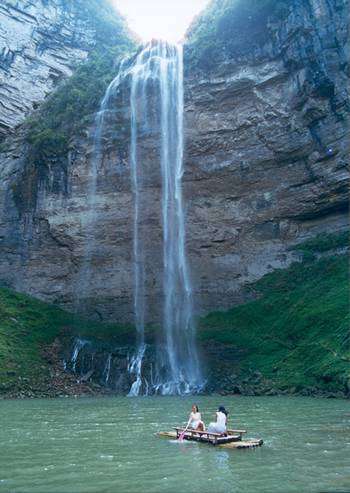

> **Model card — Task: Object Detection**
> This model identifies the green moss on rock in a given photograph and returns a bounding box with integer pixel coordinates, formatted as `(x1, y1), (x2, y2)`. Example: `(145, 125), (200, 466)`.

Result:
(0, 287), (134, 397)
(25, 44), (135, 165)
(200, 251), (350, 396)
(292, 231), (349, 254)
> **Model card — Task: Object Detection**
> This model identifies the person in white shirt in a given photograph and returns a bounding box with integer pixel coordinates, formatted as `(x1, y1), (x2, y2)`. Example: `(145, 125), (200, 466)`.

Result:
(207, 406), (228, 434)
(186, 404), (205, 431)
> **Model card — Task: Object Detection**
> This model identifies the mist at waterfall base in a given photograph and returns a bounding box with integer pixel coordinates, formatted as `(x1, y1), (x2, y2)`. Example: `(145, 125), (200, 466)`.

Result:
(75, 41), (203, 396)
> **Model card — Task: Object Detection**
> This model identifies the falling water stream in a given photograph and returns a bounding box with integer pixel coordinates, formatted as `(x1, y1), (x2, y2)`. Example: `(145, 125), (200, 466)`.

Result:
(78, 41), (203, 395)
(127, 41), (202, 395)
(76, 61), (126, 311)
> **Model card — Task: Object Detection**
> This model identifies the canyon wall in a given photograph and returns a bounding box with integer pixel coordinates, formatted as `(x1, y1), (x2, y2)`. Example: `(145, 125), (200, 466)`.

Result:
(0, 0), (130, 138)
(0, 0), (348, 323)
(184, 0), (349, 313)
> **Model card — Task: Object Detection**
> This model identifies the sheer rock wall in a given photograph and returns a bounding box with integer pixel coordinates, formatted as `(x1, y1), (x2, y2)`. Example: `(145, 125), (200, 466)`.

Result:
(0, 0), (116, 138)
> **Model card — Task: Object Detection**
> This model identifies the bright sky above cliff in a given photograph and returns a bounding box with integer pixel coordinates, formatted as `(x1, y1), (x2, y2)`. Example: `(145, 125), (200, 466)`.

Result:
(113, 0), (210, 42)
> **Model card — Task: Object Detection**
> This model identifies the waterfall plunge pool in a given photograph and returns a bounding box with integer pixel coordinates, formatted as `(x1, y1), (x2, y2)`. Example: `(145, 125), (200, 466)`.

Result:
(0, 395), (349, 493)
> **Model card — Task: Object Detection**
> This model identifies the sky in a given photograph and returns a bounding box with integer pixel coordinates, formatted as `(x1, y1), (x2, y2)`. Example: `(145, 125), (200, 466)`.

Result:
(111, 0), (210, 43)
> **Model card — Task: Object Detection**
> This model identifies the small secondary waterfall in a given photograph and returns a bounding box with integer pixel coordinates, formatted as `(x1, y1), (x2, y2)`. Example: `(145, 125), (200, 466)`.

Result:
(103, 354), (112, 385)
(70, 338), (90, 372)
(127, 41), (202, 395)
(76, 61), (126, 312)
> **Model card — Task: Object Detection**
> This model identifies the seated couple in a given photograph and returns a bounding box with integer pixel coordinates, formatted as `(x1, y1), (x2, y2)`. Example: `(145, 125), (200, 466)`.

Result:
(186, 404), (228, 434)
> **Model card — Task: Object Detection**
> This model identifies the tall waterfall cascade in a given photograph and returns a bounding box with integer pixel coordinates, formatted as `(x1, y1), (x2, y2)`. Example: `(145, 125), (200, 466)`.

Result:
(80, 40), (203, 395)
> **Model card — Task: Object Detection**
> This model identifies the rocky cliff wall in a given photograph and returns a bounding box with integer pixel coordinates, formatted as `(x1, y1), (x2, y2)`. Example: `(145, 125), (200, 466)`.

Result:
(0, 0), (348, 323)
(0, 0), (129, 138)
(183, 0), (349, 313)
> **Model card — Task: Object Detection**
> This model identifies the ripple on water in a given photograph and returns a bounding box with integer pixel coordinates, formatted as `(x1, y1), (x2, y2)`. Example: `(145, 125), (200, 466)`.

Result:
(0, 395), (349, 493)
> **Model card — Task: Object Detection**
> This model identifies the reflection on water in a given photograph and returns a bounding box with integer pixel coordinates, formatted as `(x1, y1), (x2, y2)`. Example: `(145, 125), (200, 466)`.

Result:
(0, 395), (349, 493)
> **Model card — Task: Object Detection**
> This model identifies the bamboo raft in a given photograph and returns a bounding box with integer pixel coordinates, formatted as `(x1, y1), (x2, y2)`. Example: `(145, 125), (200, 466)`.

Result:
(157, 427), (263, 449)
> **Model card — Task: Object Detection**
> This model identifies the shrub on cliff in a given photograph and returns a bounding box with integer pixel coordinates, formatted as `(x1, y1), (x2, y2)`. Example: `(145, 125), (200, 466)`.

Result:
(25, 1), (136, 165)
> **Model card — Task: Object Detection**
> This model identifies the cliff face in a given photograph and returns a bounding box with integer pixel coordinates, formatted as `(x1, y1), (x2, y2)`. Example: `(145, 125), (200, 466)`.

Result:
(0, 0), (348, 322)
(0, 0), (128, 138)
(183, 0), (349, 313)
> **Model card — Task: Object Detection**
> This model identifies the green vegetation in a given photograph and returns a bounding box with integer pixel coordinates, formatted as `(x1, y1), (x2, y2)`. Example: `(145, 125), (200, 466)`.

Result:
(200, 252), (349, 394)
(185, 0), (291, 71)
(25, 46), (128, 163)
(292, 230), (349, 254)
(25, 0), (136, 166)
(0, 287), (134, 395)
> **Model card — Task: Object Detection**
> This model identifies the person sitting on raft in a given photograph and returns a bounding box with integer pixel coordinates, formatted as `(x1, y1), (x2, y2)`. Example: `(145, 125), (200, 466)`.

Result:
(186, 404), (205, 431)
(207, 406), (228, 434)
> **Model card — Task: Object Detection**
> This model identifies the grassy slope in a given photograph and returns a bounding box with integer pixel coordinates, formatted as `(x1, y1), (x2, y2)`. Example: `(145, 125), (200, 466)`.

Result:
(0, 288), (133, 394)
(200, 252), (349, 394)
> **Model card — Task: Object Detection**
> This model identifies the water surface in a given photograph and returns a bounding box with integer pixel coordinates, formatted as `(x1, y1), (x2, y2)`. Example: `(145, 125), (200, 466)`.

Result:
(0, 395), (349, 493)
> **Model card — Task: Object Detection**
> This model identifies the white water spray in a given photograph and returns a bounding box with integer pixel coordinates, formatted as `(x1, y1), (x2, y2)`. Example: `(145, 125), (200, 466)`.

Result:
(127, 41), (202, 395)
(71, 338), (89, 372)
(103, 354), (112, 385)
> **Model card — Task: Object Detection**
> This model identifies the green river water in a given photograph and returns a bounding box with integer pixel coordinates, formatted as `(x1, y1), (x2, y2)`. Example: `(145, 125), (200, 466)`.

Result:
(0, 395), (349, 493)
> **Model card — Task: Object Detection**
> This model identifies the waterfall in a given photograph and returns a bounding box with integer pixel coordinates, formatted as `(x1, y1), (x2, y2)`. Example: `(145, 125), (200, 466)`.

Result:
(78, 41), (203, 395)
(70, 338), (89, 372)
(126, 48), (147, 395)
(103, 354), (112, 385)
(76, 61), (126, 312)
(127, 344), (146, 396)
(127, 41), (202, 395)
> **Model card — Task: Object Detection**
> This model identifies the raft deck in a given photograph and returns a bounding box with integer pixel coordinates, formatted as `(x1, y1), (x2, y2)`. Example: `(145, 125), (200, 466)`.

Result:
(157, 428), (263, 449)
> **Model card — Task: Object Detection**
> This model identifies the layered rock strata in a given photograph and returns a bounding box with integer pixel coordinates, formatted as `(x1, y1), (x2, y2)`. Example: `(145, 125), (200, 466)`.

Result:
(0, 0), (125, 137)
